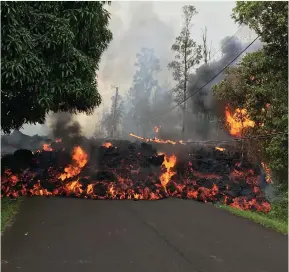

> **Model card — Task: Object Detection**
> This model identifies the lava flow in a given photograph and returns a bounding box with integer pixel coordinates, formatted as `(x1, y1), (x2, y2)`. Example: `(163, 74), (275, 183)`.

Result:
(225, 106), (255, 137)
(1, 138), (271, 213)
(129, 133), (184, 145)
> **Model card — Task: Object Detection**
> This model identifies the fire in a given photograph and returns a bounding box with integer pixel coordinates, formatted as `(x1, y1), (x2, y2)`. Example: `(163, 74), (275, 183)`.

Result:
(1, 140), (271, 213)
(159, 154), (177, 190)
(43, 143), (53, 151)
(261, 162), (272, 183)
(55, 138), (62, 143)
(215, 146), (225, 152)
(59, 146), (88, 181)
(102, 142), (113, 148)
(154, 126), (159, 133)
(129, 133), (184, 145)
(225, 106), (255, 137)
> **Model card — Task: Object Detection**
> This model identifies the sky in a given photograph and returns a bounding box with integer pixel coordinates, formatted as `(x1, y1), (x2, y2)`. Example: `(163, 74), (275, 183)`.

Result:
(21, 1), (255, 137)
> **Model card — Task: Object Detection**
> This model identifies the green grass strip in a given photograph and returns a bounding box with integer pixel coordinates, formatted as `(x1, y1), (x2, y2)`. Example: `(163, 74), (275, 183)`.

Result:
(1, 197), (22, 234)
(218, 204), (288, 235)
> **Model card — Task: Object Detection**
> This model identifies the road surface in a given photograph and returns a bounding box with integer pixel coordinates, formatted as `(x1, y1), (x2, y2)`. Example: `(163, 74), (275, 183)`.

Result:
(1, 197), (287, 272)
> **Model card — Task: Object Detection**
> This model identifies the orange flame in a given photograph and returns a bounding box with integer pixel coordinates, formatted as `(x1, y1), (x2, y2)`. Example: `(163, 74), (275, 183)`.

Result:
(225, 106), (255, 137)
(59, 146), (88, 181)
(159, 154), (177, 190)
(154, 126), (159, 133)
(261, 162), (272, 184)
(102, 142), (113, 148)
(129, 133), (184, 145)
(215, 146), (225, 152)
(43, 144), (53, 151)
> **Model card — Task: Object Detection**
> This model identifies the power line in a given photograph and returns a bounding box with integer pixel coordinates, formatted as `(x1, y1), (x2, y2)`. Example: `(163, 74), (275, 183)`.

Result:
(165, 24), (245, 97)
(170, 33), (260, 111)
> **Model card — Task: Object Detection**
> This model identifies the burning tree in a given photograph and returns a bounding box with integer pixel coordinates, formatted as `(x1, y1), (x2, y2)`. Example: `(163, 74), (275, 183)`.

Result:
(168, 5), (202, 140)
(1, 2), (112, 134)
(213, 1), (288, 187)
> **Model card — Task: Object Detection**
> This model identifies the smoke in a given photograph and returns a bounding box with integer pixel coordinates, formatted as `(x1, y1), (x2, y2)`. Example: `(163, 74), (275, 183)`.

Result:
(184, 36), (263, 140)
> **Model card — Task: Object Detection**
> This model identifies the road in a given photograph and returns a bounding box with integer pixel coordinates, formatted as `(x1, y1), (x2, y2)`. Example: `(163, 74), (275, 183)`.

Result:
(1, 197), (287, 272)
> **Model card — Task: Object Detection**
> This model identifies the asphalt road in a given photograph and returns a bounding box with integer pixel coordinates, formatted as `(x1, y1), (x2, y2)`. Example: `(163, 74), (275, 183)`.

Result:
(1, 197), (288, 272)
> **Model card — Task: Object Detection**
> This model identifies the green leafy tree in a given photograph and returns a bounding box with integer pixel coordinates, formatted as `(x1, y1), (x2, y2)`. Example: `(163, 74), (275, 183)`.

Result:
(1, 1), (112, 133)
(213, 1), (288, 186)
(168, 5), (202, 139)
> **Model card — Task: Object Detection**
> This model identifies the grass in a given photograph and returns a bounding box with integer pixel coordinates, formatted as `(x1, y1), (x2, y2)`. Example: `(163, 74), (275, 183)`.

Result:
(1, 197), (22, 234)
(218, 203), (288, 235)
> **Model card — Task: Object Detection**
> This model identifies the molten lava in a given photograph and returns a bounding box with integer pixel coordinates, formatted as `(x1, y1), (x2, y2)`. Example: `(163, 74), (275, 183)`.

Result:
(160, 154), (177, 190)
(102, 142), (113, 148)
(59, 146), (88, 181)
(129, 133), (184, 145)
(43, 144), (53, 151)
(215, 146), (225, 152)
(1, 138), (271, 213)
(225, 106), (255, 137)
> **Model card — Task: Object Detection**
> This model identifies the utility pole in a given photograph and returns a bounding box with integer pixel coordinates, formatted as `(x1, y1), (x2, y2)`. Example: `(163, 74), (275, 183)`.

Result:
(110, 87), (119, 138)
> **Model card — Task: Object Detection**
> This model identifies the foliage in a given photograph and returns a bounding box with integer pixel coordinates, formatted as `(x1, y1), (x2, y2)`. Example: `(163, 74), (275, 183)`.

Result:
(213, 1), (288, 186)
(1, 1), (112, 133)
(168, 5), (202, 138)
(128, 48), (160, 137)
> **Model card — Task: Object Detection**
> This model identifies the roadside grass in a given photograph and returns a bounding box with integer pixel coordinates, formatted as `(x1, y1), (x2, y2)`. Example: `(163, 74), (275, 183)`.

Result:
(218, 203), (288, 234)
(1, 197), (22, 234)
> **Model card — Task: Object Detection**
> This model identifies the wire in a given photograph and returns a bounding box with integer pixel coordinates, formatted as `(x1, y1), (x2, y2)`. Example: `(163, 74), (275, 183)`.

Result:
(171, 34), (260, 111)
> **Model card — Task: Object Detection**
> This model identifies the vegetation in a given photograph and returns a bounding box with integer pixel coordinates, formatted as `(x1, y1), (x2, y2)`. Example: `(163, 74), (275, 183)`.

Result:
(213, 1), (288, 229)
(168, 5), (202, 139)
(126, 48), (161, 137)
(218, 203), (288, 235)
(1, 1), (112, 134)
(1, 198), (22, 233)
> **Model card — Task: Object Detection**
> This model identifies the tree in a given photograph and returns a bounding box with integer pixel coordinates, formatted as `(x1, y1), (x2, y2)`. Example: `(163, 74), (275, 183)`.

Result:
(101, 94), (124, 138)
(168, 5), (202, 139)
(1, 2), (113, 134)
(129, 48), (160, 137)
(213, 1), (288, 186)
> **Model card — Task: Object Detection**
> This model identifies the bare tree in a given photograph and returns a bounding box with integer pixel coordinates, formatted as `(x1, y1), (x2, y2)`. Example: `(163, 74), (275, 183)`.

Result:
(201, 26), (212, 64)
(168, 5), (202, 139)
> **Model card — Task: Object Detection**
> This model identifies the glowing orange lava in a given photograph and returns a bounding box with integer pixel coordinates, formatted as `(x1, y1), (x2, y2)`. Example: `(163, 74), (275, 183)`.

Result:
(225, 106), (255, 137)
(59, 146), (88, 181)
(43, 144), (53, 151)
(261, 162), (272, 184)
(215, 146), (225, 152)
(102, 142), (113, 148)
(160, 154), (177, 190)
(129, 133), (184, 145)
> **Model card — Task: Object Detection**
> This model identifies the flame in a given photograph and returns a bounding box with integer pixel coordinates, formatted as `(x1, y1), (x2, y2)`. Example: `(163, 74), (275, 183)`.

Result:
(261, 162), (272, 183)
(225, 106), (255, 137)
(154, 126), (159, 133)
(43, 143), (53, 151)
(102, 142), (113, 148)
(215, 146), (225, 152)
(159, 154), (177, 190)
(129, 133), (184, 145)
(1, 141), (271, 213)
(59, 146), (88, 181)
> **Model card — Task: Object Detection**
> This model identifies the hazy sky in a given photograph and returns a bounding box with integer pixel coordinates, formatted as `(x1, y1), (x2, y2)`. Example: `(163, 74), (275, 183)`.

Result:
(21, 1), (254, 137)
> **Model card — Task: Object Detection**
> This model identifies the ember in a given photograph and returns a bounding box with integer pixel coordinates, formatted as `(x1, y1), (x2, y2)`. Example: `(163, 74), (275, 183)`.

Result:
(129, 133), (184, 145)
(215, 146), (225, 152)
(1, 138), (271, 213)
(102, 142), (113, 148)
